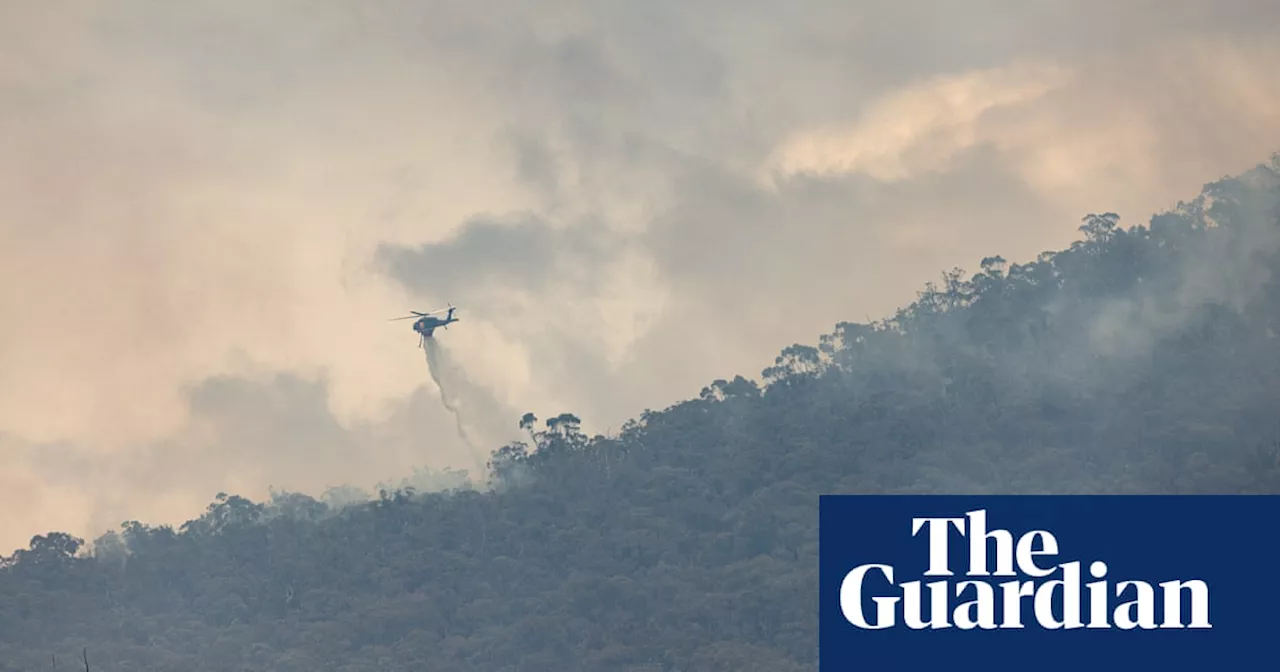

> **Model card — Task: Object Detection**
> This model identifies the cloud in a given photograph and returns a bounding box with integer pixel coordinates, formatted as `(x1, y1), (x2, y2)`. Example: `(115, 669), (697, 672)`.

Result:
(376, 212), (670, 425)
(0, 371), (473, 549)
(768, 62), (1075, 182)
(376, 213), (619, 299)
(1, 0), (1280, 551)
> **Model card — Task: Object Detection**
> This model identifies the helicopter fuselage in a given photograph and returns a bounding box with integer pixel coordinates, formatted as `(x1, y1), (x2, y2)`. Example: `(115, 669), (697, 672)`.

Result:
(412, 312), (457, 338)
(392, 304), (458, 345)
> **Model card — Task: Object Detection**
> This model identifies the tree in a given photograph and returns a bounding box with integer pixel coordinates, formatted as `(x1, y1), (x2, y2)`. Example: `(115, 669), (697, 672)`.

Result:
(3, 154), (1280, 670)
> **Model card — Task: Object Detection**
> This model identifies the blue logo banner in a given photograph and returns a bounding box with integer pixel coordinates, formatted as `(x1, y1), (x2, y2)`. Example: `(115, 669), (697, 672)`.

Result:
(819, 495), (1280, 670)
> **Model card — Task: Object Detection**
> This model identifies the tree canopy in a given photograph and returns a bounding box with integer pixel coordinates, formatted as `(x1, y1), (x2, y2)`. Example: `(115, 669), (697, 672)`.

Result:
(3, 155), (1280, 670)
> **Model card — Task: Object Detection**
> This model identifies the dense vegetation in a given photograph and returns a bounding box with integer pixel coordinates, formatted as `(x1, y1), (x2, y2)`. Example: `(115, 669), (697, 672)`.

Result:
(3, 156), (1280, 670)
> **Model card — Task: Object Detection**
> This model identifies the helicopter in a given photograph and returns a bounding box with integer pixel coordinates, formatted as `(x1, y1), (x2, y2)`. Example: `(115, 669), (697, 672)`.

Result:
(389, 303), (458, 347)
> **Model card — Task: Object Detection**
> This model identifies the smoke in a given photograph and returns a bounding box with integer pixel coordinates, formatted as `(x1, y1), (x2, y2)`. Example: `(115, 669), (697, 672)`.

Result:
(3, 0), (1280, 552)
(422, 337), (520, 478)
(1092, 163), (1280, 353)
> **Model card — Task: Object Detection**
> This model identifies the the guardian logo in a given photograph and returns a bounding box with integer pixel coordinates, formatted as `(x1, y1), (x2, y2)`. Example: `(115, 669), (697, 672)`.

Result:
(839, 509), (1210, 631)
(820, 495), (1278, 670)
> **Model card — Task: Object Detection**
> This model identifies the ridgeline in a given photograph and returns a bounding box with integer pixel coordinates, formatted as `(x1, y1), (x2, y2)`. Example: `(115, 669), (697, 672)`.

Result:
(3, 156), (1280, 671)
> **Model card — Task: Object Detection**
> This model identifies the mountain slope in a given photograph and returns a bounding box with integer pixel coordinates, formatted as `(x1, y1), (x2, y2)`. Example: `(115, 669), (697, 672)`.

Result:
(2, 156), (1280, 671)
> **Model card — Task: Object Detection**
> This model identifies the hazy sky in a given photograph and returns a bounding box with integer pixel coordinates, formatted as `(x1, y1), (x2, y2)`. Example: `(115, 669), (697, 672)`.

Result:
(2, 0), (1278, 552)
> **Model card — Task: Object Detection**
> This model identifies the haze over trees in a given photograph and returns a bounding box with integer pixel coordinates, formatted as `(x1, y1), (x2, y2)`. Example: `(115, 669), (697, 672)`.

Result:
(3, 156), (1280, 670)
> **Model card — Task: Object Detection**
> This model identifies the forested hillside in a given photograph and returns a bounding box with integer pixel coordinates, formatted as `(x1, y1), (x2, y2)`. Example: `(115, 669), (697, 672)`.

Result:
(3, 156), (1280, 671)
